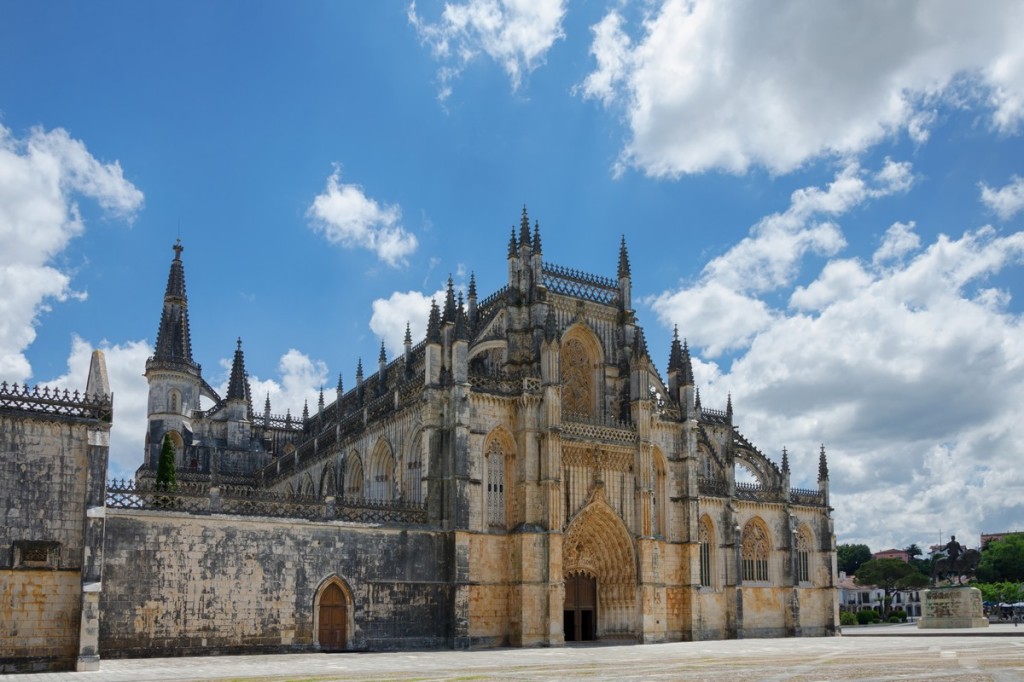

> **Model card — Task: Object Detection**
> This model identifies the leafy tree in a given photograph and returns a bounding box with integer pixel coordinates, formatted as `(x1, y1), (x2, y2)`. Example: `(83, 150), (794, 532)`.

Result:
(837, 543), (873, 575)
(854, 559), (929, 617)
(976, 535), (1024, 583)
(155, 433), (177, 492)
(904, 543), (923, 559)
(975, 581), (1024, 605)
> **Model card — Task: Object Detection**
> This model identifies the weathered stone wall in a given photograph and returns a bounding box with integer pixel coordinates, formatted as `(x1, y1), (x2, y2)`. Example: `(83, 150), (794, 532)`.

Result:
(100, 510), (453, 657)
(0, 415), (89, 672)
(0, 570), (81, 672)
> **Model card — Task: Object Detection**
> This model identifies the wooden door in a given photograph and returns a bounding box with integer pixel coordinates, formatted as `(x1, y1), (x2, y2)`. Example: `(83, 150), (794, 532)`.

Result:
(563, 573), (597, 641)
(318, 583), (347, 651)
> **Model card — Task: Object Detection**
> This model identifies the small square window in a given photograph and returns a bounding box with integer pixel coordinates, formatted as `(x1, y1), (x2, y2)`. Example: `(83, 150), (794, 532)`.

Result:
(13, 540), (60, 569)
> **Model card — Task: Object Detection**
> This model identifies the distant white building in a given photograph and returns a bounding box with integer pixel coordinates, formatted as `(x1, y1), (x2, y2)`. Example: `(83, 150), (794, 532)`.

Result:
(837, 572), (922, 619)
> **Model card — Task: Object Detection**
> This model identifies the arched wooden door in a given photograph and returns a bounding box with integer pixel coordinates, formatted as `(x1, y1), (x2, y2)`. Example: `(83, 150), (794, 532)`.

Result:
(318, 583), (347, 651)
(564, 572), (597, 642)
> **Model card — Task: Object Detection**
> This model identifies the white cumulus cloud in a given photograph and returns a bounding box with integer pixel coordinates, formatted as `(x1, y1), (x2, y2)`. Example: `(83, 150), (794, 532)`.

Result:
(42, 335), (153, 479)
(217, 348), (330, 421)
(980, 175), (1024, 220)
(647, 167), (1024, 550)
(581, 0), (1024, 176)
(409, 0), (567, 101)
(307, 166), (417, 267)
(0, 123), (144, 381)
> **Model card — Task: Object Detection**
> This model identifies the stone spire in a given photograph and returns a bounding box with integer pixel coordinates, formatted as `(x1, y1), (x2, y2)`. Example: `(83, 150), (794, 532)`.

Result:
(336, 372), (344, 397)
(318, 386), (325, 413)
(426, 299), (442, 344)
(532, 220), (542, 255)
(153, 239), (195, 365)
(356, 358), (364, 385)
(263, 393), (271, 424)
(781, 447), (790, 474)
(226, 338), (248, 402)
(681, 338), (694, 385)
(726, 392), (733, 419)
(668, 326), (684, 373)
(618, 235), (631, 279)
(467, 273), (478, 329)
(544, 304), (559, 342)
(454, 293), (469, 341)
(508, 227), (517, 258)
(443, 275), (456, 324)
(468, 272), (477, 300)
(404, 322), (413, 348)
(85, 349), (110, 400)
(301, 399), (309, 423)
(519, 205), (532, 251)
(632, 326), (649, 361)
(818, 444), (829, 482)
(695, 386), (701, 410)
(378, 340), (387, 365)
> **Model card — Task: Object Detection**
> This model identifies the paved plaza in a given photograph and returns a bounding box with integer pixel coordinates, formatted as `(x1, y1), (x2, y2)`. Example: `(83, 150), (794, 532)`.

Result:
(12, 625), (1024, 682)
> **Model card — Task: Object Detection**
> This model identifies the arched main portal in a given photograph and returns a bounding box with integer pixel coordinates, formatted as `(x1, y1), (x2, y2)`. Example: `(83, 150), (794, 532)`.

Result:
(314, 577), (353, 651)
(564, 572), (597, 642)
(562, 496), (637, 640)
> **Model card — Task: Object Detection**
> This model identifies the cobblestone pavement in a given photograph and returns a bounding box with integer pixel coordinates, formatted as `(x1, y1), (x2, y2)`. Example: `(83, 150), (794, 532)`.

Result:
(14, 625), (1024, 682)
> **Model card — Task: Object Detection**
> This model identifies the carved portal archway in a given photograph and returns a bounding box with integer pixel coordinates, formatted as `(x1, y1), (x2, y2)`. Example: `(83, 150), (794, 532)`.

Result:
(314, 576), (354, 651)
(562, 495), (637, 639)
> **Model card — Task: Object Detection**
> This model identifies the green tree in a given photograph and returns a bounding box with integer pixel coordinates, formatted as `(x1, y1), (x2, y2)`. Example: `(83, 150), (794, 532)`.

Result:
(837, 543), (873, 575)
(975, 581), (1024, 605)
(904, 543), (923, 559)
(976, 535), (1024, 583)
(155, 433), (177, 492)
(854, 559), (930, 617)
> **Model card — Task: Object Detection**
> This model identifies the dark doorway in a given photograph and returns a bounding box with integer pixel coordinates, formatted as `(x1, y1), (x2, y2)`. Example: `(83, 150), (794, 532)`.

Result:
(564, 573), (597, 642)
(318, 583), (347, 651)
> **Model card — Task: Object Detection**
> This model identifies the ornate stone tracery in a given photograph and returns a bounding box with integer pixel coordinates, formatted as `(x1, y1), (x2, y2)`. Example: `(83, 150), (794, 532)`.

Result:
(741, 518), (771, 582)
(561, 337), (593, 416)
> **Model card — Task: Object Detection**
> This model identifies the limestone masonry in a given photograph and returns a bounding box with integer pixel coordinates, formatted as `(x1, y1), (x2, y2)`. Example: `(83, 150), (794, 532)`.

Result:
(2, 208), (838, 672)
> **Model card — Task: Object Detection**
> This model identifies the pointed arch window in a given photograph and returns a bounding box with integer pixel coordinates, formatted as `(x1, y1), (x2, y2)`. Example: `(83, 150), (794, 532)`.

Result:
(404, 432), (423, 503)
(741, 519), (771, 583)
(699, 517), (714, 587)
(369, 442), (394, 501)
(796, 527), (812, 583)
(344, 453), (363, 499)
(561, 337), (593, 417)
(485, 438), (506, 527)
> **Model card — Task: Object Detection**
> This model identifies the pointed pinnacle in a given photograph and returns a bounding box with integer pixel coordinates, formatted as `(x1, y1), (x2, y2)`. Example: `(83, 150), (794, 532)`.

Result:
(443, 274), (456, 323)
(508, 227), (518, 258)
(336, 372), (343, 394)
(781, 447), (790, 473)
(427, 298), (442, 343)
(618, 235), (631, 279)
(818, 444), (829, 481)
(668, 325), (683, 372)
(726, 392), (733, 417)
(520, 205), (531, 248)
(695, 387), (702, 409)
(533, 220), (542, 254)
(404, 322), (412, 346)
(356, 358), (364, 381)
(468, 272), (477, 299)
(379, 340), (387, 364)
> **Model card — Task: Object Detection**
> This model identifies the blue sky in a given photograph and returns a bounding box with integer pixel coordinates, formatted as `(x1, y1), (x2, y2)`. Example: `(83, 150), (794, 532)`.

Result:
(3, 0), (1024, 553)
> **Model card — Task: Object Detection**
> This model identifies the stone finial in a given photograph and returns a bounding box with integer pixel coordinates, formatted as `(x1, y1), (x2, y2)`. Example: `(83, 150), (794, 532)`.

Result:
(668, 325), (683, 372)
(356, 358), (364, 383)
(508, 227), (517, 258)
(173, 237), (183, 260)
(336, 372), (343, 396)
(404, 322), (413, 347)
(226, 338), (248, 402)
(85, 349), (110, 399)
(379, 340), (387, 365)
(454, 302), (469, 341)
(427, 299), (442, 344)
(520, 205), (532, 250)
(318, 386), (325, 411)
(264, 393), (271, 419)
(154, 239), (194, 364)
(726, 392), (733, 418)
(533, 220), (542, 254)
(301, 400), (309, 422)
(818, 444), (829, 482)
(468, 272), (477, 300)
(781, 447), (790, 474)
(443, 275), (456, 324)
(618, 235), (631, 279)
(544, 304), (558, 342)
(695, 386), (702, 410)
(632, 326), (649, 361)
(681, 338), (694, 385)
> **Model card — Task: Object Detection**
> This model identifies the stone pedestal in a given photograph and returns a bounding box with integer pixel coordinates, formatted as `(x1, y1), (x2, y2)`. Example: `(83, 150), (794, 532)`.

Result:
(917, 587), (989, 629)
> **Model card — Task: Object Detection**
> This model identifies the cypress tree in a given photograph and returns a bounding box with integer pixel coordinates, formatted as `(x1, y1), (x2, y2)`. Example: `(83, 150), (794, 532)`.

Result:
(155, 433), (177, 492)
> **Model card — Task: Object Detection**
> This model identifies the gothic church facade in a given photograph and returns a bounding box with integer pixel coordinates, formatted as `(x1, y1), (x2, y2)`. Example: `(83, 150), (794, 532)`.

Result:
(122, 208), (837, 652)
(2, 208), (838, 671)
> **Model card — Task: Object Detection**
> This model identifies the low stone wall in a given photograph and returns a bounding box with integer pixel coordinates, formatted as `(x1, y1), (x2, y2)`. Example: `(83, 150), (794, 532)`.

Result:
(101, 510), (453, 657)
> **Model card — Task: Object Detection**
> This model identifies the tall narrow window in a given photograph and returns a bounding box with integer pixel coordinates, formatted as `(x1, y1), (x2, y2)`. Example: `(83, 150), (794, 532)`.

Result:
(699, 517), (713, 588)
(796, 528), (811, 583)
(369, 441), (394, 501)
(741, 519), (771, 582)
(486, 438), (505, 527)
(345, 453), (363, 499)
(653, 450), (667, 537)
(561, 338), (593, 417)
(405, 433), (422, 503)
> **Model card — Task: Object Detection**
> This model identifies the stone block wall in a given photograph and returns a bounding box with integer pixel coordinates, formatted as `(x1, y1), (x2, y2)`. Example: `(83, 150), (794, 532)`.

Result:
(0, 570), (81, 672)
(100, 510), (453, 657)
